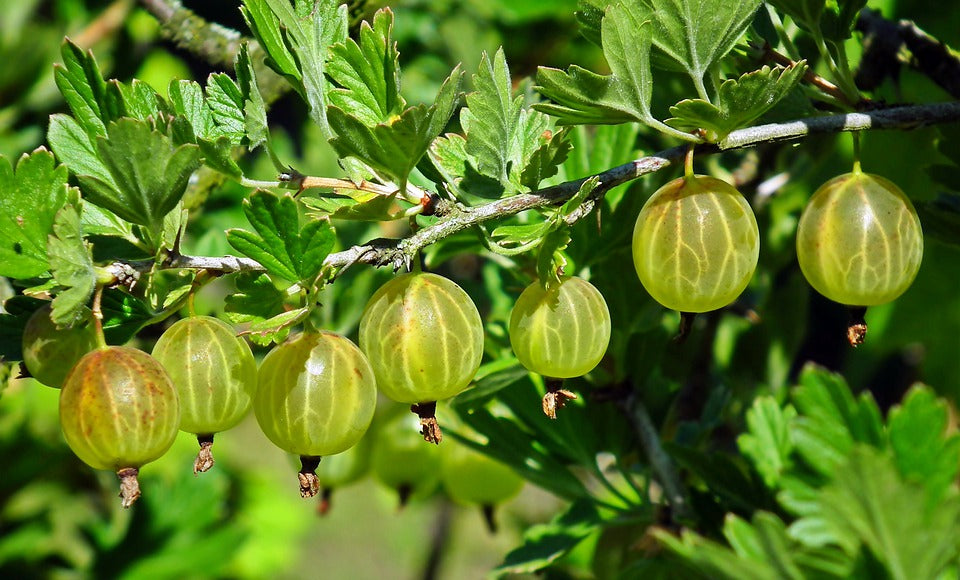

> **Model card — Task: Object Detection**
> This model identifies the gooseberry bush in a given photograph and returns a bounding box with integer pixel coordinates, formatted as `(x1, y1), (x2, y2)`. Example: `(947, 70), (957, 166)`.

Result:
(2, 0), (960, 577)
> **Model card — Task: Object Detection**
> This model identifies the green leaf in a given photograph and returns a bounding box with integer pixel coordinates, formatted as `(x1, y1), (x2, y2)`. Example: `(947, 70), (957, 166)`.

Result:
(224, 272), (286, 325)
(534, 3), (696, 141)
(494, 499), (601, 575)
(519, 127), (573, 190)
(560, 174), (600, 217)
(575, 0), (606, 46)
(237, 43), (269, 152)
(300, 192), (405, 222)
(536, 228), (572, 289)
(887, 385), (960, 507)
(820, 0), (868, 43)
(0, 150), (70, 279)
(226, 191), (335, 283)
(169, 80), (217, 141)
(196, 136), (243, 179)
(100, 288), (154, 345)
(53, 39), (118, 138)
(78, 118), (202, 232)
(462, 48), (523, 185)
(326, 8), (403, 126)
(737, 397), (797, 488)
(146, 269), (195, 311)
(46, 194), (95, 326)
(790, 364), (884, 477)
(658, 512), (817, 580)
(637, 0), (763, 93)
(766, 0), (824, 31)
(916, 193), (960, 248)
(814, 446), (960, 580)
(666, 63), (808, 143)
(47, 114), (116, 187)
(205, 73), (246, 145)
(241, 0), (348, 138)
(328, 66), (463, 190)
(245, 307), (309, 346)
(115, 79), (165, 122)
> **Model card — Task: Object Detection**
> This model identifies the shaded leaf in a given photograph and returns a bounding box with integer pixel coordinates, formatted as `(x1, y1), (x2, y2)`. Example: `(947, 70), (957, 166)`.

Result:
(0, 150), (70, 279)
(494, 499), (601, 575)
(737, 397), (796, 488)
(78, 118), (202, 231)
(666, 64), (807, 142)
(224, 272), (286, 325)
(47, 194), (95, 326)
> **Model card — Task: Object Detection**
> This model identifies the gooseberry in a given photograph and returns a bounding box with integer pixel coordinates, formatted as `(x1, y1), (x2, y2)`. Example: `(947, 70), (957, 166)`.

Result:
(254, 331), (377, 497)
(59, 346), (180, 507)
(509, 276), (611, 379)
(22, 303), (98, 388)
(440, 440), (524, 531)
(796, 170), (923, 306)
(632, 175), (759, 313)
(370, 412), (442, 506)
(359, 272), (484, 443)
(152, 315), (258, 474)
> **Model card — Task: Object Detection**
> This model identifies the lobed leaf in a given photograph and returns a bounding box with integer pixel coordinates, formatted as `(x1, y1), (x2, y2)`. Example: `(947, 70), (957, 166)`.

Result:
(637, 0), (762, 92)
(326, 8), (403, 126)
(328, 66), (463, 191)
(462, 48), (523, 185)
(0, 150), (70, 279)
(667, 63), (808, 143)
(737, 396), (797, 488)
(237, 43), (270, 152)
(46, 194), (95, 326)
(53, 40), (118, 139)
(224, 272), (286, 325)
(78, 118), (202, 231)
(226, 191), (336, 283)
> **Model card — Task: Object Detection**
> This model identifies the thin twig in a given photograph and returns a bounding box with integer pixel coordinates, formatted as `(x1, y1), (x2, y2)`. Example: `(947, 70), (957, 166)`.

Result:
(620, 394), (692, 522)
(104, 101), (960, 277)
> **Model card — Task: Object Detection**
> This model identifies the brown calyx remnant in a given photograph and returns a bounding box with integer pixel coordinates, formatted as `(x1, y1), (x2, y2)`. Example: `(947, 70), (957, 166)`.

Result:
(847, 306), (868, 347)
(117, 467), (141, 508)
(194, 434), (215, 475)
(542, 378), (577, 419)
(411, 401), (442, 444)
(298, 456), (322, 498)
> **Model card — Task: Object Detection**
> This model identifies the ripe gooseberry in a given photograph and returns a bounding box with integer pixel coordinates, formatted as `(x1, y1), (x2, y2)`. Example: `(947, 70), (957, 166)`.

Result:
(796, 170), (923, 307)
(59, 346), (180, 507)
(359, 272), (484, 443)
(509, 276), (611, 379)
(632, 175), (759, 313)
(255, 331), (376, 498)
(440, 440), (523, 532)
(152, 315), (258, 474)
(370, 412), (442, 506)
(22, 303), (98, 388)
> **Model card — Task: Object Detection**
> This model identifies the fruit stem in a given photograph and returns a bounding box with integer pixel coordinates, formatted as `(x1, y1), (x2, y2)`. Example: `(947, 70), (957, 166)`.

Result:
(91, 284), (108, 349)
(542, 378), (577, 419)
(683, 144), (695, 179)
(481, 504), (498, 534)
(675, 312), (697, 343)
(317, 487), (333, 516)
(846, 306), (868, 347)
(298, 456), (322, 498)
(194, 434), (215, 475)
(411, 401), (442, 444)
(117, 467), (141, 508)
(851, 131), (863, 175)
